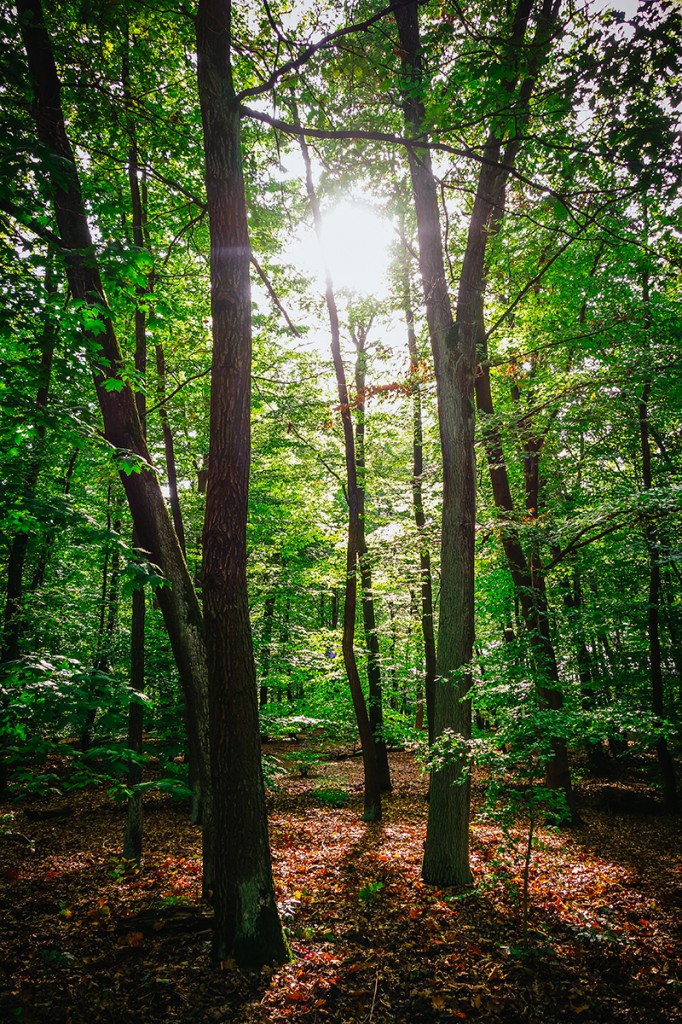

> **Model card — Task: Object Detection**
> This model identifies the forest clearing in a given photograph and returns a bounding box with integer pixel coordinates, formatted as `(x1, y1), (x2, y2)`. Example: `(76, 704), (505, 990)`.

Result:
(1, 742), (680, 1023)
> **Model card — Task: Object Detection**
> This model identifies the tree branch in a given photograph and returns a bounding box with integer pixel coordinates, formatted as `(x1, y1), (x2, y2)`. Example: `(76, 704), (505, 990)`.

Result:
(236, 0), (423, 102)
(250, 254), (302, 336)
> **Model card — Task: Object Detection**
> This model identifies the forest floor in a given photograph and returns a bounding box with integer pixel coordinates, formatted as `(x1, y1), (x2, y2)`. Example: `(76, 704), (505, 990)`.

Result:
(0, 741), (681, 1024)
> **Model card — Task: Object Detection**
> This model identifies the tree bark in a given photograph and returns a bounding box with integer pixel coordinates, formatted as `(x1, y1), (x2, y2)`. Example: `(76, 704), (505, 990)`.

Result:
(155, 340), (187, 556)
(395, 0), (473, 886)
(259, 590), (276, 708)
(403, 268), (437, 742)
(638, 378), (678, 809)
(195, 0), (289, 966)
(353, 325), (391, 792)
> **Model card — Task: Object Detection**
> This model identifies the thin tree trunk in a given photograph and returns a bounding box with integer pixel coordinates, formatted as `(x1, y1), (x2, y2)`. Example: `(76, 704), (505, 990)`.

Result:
(295, 111), (382, 822)
(638, 377), (678, 809)
(353, 324), (391, 792)
(2, 263), (56, 662)
(82, 492), (121, 752)
(661, 574), (682, 700)
(259, 591), (276, 708)
(29, 450), (77, 594)
(403, 266), (437, 742)
(155, 340), (187, 556)
(196, 0), (289, 966)
(0, 267), (56, 797)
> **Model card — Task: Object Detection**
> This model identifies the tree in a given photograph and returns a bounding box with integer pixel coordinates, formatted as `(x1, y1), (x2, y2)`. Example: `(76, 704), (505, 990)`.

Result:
(14, 0), (288, 966)
(195, 0), (289, 964)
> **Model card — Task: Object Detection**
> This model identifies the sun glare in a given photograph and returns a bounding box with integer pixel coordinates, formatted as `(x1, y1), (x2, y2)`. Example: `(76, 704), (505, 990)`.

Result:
(294, 200), (394, 298)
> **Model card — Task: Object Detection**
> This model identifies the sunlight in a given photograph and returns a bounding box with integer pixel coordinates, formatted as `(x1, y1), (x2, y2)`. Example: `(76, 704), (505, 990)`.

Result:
(295, 200), (394, 298)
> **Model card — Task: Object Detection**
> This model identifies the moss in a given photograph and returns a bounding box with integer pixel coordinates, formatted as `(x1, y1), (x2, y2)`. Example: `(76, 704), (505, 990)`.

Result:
(227, 876), (292, 968)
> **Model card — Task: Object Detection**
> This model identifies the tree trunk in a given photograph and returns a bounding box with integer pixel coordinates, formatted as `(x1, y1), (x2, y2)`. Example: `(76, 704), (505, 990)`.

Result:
(398, 0), (576, 822)
(395, 0), (473, 886)
(195, 0), (289, 966)
(17, 0), (213, 889)
(353, 325), (391, 792)
(295, 113), (382, 822)
(1, 262), (55, 664)
(0, 269), (56, 798)
(29, 450), (77, 594)
(259, 590), (276, 708)
(155, 340), (187, 557)
(638, 378), (678, 809)
(82, 493), (121, 753)
(403, 267), (437, 742)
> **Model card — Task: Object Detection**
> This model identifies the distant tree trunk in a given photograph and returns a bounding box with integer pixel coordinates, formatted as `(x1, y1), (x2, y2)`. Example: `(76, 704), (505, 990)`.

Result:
(17, 0), (212, 889)
(295, 114), (382, 822)
(1, 276), (55, 664)
(477, 357), (576, 811)
(353, 324), (391, 792)
(259, 590), (276, 708)
(155, 340), (187, 557)
(506, 368), (577, 807)
(123, 583), (145, 861)
(196, 0), (289, 965)
(403, 266), (436, 742)
(0, 263), (56, 797)
(638, 377), (678, 809)
(395, 0), (473, 885)
(29, 450), (77, 594)
(82, 492), (121, 752)
(661, 575), (682, 700)
(554, 556), (608, 772)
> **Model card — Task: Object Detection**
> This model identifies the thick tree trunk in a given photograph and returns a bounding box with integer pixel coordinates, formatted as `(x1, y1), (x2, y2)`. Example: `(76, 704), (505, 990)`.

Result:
(17, 0), (212, 887)
(259, 590), (276, 708)
(195, 0), (289, 966)
(395, 0), (473, 886)
(296, 117), (382, 822)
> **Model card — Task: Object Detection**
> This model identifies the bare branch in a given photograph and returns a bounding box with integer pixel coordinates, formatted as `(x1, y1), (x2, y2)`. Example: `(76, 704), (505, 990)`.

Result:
(250, 254), (302, 336)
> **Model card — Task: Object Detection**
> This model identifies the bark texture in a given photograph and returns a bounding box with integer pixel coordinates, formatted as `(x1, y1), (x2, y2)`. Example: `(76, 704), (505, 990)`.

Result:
(395, 0), (474, 886)
(196, 0), (289, 966)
